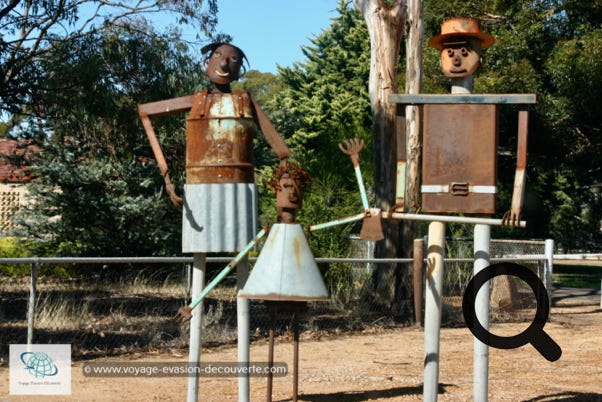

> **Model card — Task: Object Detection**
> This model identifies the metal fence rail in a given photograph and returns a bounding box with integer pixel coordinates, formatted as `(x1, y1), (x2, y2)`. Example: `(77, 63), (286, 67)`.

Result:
(0, 239), (559, 359)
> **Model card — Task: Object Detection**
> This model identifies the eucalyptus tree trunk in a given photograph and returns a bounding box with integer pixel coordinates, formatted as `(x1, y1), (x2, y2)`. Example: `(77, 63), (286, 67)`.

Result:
(404, 0), (423, 216)
(402, 0), (424, 320)
(353, 0), (410, 318)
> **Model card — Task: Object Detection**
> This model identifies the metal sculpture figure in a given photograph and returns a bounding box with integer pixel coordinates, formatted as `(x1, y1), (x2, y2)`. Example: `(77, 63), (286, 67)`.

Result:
(138, 42), (293, 402)
(137, 42), (292, 253)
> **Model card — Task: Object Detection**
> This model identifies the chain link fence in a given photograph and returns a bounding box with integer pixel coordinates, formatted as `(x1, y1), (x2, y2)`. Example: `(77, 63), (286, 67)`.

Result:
(0, 239), (550, 360)
(441, 238), (549, 326)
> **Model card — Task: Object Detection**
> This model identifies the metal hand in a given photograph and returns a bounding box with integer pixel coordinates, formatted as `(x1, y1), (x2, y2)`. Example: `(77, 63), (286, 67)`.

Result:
(163, 173), (182, 208)
(339, 138), (369, 210)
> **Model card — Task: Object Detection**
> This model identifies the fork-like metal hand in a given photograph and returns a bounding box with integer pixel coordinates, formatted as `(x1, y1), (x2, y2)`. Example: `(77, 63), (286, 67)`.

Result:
(175, 306), (192, 323)
(339, 138), (369, 210)
(338, 138), (364, 167)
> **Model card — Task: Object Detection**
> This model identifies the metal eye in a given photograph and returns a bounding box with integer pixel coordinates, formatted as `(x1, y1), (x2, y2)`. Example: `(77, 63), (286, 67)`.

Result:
(461, 47), (469, 57)
(447, 49), (454, 57)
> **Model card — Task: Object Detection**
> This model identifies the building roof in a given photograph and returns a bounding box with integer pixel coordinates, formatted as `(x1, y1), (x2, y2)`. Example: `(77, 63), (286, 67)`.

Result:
(0, 139), (41, 182)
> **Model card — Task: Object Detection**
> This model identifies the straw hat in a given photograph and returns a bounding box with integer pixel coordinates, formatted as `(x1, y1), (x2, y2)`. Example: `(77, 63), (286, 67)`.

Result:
(428, 17), (495, 50)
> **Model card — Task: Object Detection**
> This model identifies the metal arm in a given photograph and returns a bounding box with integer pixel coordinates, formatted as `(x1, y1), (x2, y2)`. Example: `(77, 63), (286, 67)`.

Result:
(175, 227), (268, 322)
(137, 96), (193, 207)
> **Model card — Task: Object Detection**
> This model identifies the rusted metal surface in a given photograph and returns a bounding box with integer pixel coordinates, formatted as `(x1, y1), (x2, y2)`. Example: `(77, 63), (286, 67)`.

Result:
(182, 183), (258, 253)
(266, 305), (276, 402)
(504, 108), (529, 226)
(421, 103), (498, 214)
(175, 306), (192, 324)
(240, 224), (329, 301)
(267, 161), (311, 223)
(359, 208), (385, 242)
(186, 90), (255, 184)
(292, 308), (300, 402)
(263, 301), (306, 402)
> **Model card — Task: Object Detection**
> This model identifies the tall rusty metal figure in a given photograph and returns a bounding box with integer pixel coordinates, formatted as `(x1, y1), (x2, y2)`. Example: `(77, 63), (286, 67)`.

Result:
(137, 43), (291, 402)
(138, 42), (291, 252)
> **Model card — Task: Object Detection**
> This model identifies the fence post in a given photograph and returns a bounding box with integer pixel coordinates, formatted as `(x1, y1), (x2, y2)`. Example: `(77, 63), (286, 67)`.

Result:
(544, 239), (554, 308)
(413, 238), (424, 326)
(27, 261), (38, 345)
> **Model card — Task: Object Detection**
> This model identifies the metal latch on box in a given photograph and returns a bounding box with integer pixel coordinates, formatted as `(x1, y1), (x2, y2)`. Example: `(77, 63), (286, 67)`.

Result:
(421, 183), (497, 196)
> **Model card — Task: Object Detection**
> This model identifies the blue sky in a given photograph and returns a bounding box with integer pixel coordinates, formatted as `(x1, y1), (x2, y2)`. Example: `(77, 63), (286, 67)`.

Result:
(186, 1), (341, 73)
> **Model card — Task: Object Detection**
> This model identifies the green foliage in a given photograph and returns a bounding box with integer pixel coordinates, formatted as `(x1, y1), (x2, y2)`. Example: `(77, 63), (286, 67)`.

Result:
(253, 1), (373, 295)
(12, 24), (206, 257)
(0, 0), (218, 117)
(0, 237), (33, 275)
(269, 1), (373, 173)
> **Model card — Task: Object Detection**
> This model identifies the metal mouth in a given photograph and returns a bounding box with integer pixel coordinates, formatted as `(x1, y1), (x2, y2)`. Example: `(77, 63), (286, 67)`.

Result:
(214, 70), (229, 77)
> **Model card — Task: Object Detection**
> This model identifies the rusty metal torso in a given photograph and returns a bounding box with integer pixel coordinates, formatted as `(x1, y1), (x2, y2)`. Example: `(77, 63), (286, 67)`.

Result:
(186, 90), (255, 184)
(421, 103), (498, 214)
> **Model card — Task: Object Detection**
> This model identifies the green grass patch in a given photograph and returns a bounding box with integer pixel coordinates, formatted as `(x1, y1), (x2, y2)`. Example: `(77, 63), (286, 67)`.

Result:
(553, 265), (601, 289)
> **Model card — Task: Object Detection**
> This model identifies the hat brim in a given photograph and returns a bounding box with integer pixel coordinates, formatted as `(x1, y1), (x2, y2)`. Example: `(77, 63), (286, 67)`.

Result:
(428, 32), (495, 50)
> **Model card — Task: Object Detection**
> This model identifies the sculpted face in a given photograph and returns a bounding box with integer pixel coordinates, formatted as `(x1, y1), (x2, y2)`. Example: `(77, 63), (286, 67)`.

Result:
(206, 44), (244, 85)
(440, 37), (482, 78)
(276, 173), (301, 210)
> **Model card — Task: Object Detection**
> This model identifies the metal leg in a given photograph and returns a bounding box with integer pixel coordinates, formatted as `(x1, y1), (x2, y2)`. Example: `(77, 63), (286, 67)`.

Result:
(292, 308), (300, 402)
(266, 305), (276, 402)
(187, 253), (206, 402)
(423, 221), (445, 402)
(237, 257), (250, 402)
(473, 224), (491, 402)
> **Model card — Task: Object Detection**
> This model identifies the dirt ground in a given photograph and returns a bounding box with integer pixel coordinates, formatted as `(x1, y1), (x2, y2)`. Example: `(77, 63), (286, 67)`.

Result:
(1, 292), (601, 402)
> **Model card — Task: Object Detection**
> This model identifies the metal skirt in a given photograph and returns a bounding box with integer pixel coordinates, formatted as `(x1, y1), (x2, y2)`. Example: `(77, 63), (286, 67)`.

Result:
(182, 183), (258, 253)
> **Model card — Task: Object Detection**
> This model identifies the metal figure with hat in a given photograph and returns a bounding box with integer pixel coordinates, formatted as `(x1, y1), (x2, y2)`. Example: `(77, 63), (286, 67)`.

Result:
(137, 42), (291, 402)
(387, 17), (536, 402)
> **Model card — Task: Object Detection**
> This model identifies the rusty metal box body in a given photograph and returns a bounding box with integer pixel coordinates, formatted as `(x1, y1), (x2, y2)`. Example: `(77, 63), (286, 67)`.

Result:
(185, 91), (255, 184)
(421, 104), (498, 214)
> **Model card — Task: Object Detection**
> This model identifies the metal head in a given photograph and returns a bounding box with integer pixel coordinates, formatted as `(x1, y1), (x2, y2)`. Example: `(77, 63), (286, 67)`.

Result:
(429, 18), (495, 78)
(201, 43), (248, 86)
(266, 161), (311, 223)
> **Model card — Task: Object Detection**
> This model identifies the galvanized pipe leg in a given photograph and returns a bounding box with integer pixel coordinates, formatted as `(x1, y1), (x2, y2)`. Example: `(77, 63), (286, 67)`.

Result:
(473, 224), (491, 401)
(237, 257), (250, 402)
(423, 221), (445, 402)
(187, 253), (206, 402)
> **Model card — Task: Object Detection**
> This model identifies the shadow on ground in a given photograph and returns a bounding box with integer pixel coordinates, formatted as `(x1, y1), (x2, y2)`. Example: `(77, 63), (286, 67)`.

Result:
(280, 383), (451, 401)
(524, 391), (602, 401)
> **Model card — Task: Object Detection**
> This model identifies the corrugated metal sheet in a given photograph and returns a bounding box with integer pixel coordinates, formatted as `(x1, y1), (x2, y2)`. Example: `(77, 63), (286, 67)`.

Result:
(182, 183), (257, 253)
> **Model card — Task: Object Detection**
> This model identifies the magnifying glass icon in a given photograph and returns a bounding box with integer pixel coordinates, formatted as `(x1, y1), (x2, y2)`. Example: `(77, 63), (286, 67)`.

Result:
(462, 262), (562, 362)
